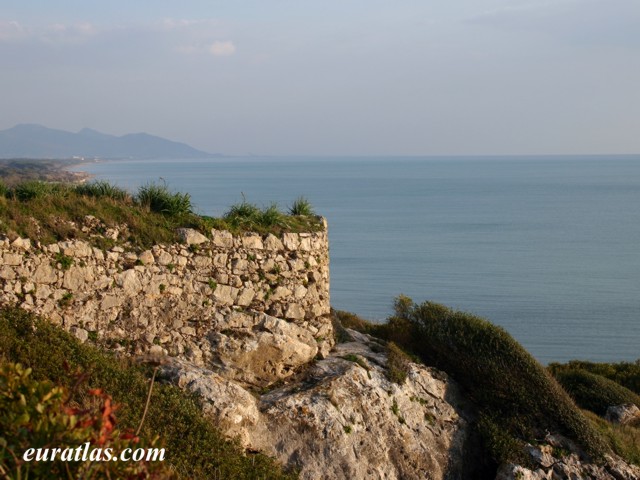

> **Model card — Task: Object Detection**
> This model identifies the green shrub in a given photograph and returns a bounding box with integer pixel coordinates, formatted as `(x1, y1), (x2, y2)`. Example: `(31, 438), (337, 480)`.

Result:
(386, 342), (411, 385)
(0, 306), (296, 480)
(549, 360), (640, 395)
(53, 252), (74, 270)
(0, 362), (170, 479)
(384, 296), (608, 464)
(0, 180), (8, 198)
(289, 196), (315, 216)
(551, 368), (640, 416)
(75, 180), (130, 201)
(136, 182), (193, 216)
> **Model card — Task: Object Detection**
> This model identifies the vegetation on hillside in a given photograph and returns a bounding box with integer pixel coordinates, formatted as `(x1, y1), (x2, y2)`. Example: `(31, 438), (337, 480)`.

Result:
(548, 360), (640, 395)
(0, 179), (322, 250)
(335, 298), (611, 468)
(0, 306), (296, 479)
(550, 368), (640, 417)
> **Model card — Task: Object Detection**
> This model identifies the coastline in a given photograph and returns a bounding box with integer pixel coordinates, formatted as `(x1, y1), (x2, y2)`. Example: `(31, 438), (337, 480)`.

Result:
(0, 158), (93, 184)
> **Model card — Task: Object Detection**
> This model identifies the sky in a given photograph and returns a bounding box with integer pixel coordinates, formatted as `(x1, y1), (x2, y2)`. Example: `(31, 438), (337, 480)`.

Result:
(1, 0), (639, 155)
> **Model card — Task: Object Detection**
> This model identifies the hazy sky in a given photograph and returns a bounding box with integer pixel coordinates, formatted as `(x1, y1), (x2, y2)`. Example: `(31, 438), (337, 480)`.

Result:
(1, 0), (639, 155)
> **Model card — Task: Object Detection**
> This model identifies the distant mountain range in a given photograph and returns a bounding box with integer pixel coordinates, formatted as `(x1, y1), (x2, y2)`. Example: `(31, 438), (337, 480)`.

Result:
(0, 124), (215, 159)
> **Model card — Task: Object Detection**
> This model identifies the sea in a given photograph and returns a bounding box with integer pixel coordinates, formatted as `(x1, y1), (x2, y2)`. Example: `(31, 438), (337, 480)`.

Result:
(73, 155), (640, 364)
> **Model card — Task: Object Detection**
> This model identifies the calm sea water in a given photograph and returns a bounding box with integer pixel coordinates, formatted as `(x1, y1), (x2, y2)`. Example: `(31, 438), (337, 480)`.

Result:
(74, 156), (640, 364)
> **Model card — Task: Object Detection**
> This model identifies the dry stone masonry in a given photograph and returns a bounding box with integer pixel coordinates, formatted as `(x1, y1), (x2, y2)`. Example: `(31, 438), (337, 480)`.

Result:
(0, 217), (333, 387)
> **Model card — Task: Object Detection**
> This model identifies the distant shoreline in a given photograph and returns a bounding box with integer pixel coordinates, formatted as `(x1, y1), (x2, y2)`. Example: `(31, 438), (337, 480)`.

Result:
(0, 158), (93, 185)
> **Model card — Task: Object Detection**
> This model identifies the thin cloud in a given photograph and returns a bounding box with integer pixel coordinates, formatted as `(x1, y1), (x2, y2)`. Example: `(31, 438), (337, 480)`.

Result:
(209, 40), (236, 56)
(0, 20), (27, 41)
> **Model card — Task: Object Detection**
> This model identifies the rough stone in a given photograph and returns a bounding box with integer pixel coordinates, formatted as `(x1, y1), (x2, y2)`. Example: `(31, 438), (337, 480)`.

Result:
(211, 229), (234, 248)
(242, 234), (264, 250)
(605, 404), (640, 425)
(11, 237), (31, 251)
(177, 228), (208, 245)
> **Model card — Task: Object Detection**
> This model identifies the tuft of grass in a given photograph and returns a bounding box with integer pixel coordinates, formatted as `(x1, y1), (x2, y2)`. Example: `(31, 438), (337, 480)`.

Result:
(222, 199), (322, 235)
(550, 368), (640, 416)
(75, 180), (130, 201)
(289, 196), (315, 216)
(12, 180), (69, 201)
(53, 252), (74, 270)
(0, 306), (296, 480)
(136, 181), (193, 217)
(379, 296), (609, 466)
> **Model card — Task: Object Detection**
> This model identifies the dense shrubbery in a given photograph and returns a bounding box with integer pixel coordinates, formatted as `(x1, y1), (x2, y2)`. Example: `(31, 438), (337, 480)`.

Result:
(550, 368), (640, 416)
(549, 360), (640, 395)
(0, 306), (296, 480)
(0, 179), (322, 249)
(337, 296), (610, 467)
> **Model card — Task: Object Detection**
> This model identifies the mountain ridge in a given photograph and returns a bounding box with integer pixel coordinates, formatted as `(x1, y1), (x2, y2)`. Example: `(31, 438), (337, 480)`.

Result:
(0, 124), (215, 159)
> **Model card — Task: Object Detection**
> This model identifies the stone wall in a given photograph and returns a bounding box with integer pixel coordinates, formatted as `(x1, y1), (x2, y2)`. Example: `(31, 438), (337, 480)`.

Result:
(0, 218), (333, 386)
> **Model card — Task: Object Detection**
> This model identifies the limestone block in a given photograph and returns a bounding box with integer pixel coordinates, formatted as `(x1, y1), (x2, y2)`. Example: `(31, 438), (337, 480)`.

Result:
(193, 255), (211, 268)
(242, 234), (264, 250)
(177, 228), (208, 245)
(211, 229), (234, 248)
(237, 288), (256, 307)
(282, 233), (300, 250)
(138, 250), (155, 265)
(263, 234), (284, 251)
(59, 240), (92, 258)
(285, 303), (305, 321)
(213, 285), (238, 306)
(63, 266), (87, 290)
(11, 237), (31, 251)
(156, 251), (173, 266)
(2, 253), (22, 266)
(270, 286), (292, 302)
(0, 267), (16, 280)
(115, 269), (143, 294)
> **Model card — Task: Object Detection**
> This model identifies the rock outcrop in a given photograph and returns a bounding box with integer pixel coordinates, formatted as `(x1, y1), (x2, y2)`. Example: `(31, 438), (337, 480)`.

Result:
(162, 329), (476, 480)
(496, 435), (640, 480)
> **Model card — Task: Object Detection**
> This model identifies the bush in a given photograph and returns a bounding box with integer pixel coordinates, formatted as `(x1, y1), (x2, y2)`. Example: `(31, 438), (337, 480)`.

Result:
(551, 368), (640, 416)
(383, 297), (609, 465)
(386, 342), (411, 385)
(289, 197), (315, 216)
(549, 360), (640, 395)
(75, 180), (130, 201)
(0, 306), (295, 480)
(0, 362), (170, 479)
(136, 182), (192, 217)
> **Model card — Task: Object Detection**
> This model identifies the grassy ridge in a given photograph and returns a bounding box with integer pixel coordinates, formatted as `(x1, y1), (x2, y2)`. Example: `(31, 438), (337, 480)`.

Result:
(0, 306), (296, 479)
(0, 180), (322, 250)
